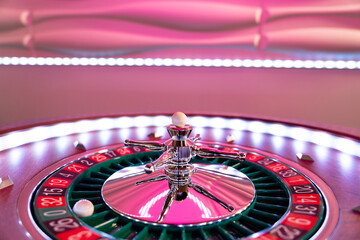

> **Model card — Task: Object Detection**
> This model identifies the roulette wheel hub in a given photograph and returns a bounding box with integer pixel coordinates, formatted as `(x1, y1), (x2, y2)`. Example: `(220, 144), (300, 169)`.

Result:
(117, 112), (250, 224)
(101, 163), (256, 225)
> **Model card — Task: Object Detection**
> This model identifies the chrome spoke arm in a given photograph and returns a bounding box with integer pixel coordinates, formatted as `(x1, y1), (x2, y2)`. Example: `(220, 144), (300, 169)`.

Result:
(158, 184), (178, 223)
(189, 182), (234, 212)
(144, 150), (174, 173)
(135, 175), (167, 185)
(194, 146), (246, 160)
(190, 134), (201, 142)
(124, 139), (165, 151)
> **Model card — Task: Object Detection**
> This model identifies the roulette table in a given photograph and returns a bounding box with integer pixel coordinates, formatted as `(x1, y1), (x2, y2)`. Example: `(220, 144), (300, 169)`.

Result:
(0, 113), (359, 240)
(0, 0), (359, 239)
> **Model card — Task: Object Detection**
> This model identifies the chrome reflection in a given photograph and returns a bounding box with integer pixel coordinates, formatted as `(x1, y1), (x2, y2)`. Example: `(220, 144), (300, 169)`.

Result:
(123, 115), (248, 223)
(102, 163), (255, 225)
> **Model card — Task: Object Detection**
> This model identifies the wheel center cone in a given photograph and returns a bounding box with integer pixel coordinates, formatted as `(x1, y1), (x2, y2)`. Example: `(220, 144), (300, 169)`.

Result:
(102, 163), (255, 225)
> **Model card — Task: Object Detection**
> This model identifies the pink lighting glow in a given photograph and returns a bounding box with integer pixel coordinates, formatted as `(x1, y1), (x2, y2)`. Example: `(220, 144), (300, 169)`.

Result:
(0, 1), (358, 63)
(1, 116), (360, 157)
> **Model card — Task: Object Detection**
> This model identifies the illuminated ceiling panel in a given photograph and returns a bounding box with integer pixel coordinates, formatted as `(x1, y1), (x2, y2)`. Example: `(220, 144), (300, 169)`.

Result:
(0, 0), (359, 65)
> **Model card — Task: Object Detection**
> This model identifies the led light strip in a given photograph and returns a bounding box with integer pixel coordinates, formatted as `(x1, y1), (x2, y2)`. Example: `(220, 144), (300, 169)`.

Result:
(0, 57), (359, 69)
(0, 115), (359, 157)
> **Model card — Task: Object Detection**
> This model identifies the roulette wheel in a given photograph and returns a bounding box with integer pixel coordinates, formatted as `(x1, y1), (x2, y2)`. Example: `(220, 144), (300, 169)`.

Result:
(0, 112), (359, 240)
(0, 0), (359, 238)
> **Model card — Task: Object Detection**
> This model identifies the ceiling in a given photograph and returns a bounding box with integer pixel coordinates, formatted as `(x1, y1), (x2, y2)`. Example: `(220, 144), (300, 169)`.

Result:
(0, 0), (359, 134)
(1, 0), (359, 60)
